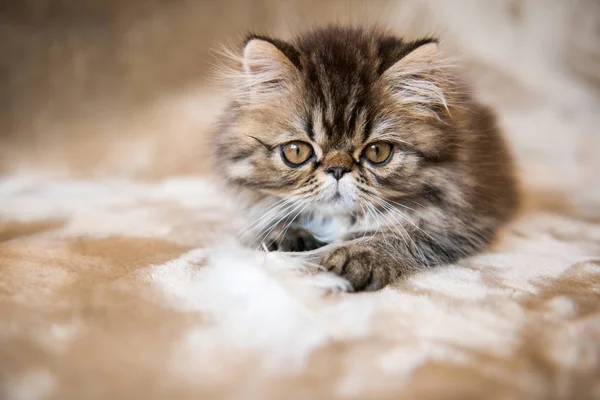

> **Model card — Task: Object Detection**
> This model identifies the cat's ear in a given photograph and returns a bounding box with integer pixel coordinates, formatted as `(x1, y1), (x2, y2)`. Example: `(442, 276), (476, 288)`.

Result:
(242, 37), (299, 98)
(386, 41), (439, 72)
(381, 40), (451, 114)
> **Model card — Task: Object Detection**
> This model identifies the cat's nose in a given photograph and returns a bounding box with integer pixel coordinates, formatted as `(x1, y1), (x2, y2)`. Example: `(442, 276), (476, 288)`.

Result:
(326, 166), (351, 180)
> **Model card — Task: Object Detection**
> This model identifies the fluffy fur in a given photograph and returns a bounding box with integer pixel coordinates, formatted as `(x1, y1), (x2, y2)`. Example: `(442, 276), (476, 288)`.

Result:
(214, 26), (519, 291)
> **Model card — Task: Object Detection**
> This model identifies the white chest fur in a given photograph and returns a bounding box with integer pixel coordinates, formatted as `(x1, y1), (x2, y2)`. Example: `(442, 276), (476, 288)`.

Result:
(298, 213), (354, 244)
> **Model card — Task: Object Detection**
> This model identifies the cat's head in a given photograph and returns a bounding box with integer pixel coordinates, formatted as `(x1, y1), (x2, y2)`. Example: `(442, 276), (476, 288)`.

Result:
(215, 26), (462, 214)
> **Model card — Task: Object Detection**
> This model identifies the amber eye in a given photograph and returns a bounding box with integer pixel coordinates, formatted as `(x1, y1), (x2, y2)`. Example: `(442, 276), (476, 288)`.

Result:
(362, 142), (393, 165)
(280, 141), (314, 166)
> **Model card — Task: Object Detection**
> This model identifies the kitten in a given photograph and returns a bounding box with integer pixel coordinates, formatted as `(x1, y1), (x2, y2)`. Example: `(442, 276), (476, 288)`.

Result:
(214, 26), (518, 291)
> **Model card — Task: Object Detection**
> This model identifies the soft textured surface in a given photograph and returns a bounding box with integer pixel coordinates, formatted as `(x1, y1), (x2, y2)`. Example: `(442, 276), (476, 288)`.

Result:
(1, 170), (600, 399)
(2, 2), (600, 399)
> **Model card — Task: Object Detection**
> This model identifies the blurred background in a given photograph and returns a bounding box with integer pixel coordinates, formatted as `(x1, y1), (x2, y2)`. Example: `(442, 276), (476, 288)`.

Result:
(1, 0), (599, 206)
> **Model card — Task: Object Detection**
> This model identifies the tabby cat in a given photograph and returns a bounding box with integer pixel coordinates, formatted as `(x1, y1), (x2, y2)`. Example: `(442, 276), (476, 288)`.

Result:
(214, 26), (518, 291)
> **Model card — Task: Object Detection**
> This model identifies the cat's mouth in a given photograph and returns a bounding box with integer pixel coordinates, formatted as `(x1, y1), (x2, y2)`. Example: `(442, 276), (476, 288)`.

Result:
(327, 187), (350, 205)
(323, 190), (354, 211)
(311, 180), (358, 213)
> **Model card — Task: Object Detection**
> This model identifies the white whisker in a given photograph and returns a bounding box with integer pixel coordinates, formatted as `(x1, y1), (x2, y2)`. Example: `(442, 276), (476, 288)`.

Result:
(238, 198), (294, 239)
(368, 195), (427, 263)
(238, 183), (318, 239)
(254, 199), (307, 249)
(267, 202), (310, 249)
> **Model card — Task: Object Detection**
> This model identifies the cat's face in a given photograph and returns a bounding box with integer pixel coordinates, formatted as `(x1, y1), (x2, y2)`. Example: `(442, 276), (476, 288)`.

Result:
(216, 28), (456, 215)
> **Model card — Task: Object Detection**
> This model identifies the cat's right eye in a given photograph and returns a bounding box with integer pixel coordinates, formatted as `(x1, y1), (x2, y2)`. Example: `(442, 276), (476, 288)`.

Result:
(280, 141), (314, 167)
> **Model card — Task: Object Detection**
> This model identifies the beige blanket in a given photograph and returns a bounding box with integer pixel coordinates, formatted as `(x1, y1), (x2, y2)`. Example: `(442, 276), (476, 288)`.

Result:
(1, 1), (600, 399)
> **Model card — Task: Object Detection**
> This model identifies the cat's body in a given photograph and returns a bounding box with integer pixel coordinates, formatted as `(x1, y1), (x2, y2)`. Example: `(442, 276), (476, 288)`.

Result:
(214, 26), (518, 291)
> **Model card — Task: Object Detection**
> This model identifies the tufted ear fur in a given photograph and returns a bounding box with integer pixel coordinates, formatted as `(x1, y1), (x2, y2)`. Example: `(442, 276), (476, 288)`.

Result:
(381, 41), (451, 114)
(242, 38), (298, 99)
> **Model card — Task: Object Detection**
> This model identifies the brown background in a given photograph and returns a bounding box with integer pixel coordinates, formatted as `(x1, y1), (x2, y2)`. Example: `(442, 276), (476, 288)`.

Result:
(1, 0), (599, 178)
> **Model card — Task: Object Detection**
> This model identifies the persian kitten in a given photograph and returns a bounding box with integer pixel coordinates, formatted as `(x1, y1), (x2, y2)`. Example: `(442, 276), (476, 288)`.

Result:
(214, 26), (518, 291)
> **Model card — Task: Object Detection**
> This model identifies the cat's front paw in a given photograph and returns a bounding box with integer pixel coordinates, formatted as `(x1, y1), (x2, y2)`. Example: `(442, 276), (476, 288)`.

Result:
(321, 245), (392, 292)
(266, 226), (325, 252)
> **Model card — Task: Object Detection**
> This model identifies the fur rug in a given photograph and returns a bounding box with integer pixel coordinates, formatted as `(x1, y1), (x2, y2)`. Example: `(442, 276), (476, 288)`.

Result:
(0, 170), (599, 399)
(1, 2), (600, 399)
(1, 170), (600, 400)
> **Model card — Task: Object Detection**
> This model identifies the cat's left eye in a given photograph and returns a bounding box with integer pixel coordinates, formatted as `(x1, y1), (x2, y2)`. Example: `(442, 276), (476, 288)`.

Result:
(280, 141), (314, 167)
(362, 142), (393, 165)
